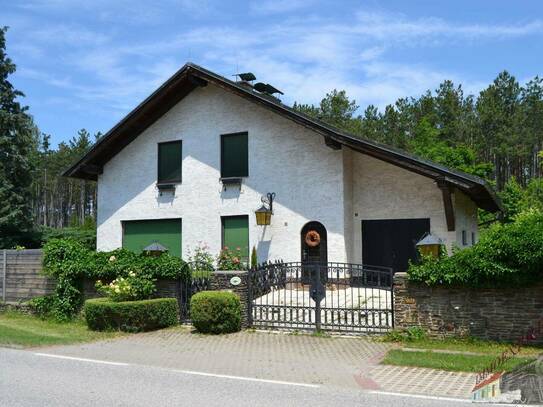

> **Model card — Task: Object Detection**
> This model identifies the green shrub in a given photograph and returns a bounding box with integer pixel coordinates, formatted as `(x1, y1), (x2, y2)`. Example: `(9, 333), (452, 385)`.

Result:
(42, 238), (189, 320)
(84, 297), (179, 332)
(251, 246), (258, 269)
(384, 326), (427, 342)
(27, 295), (57, 317)
(190, 291), (241, 334)
(216, 247), (246, 270)
(408, 209), (543, 287)
(40, 226), (96, 250)
(95, 271), (156, 302)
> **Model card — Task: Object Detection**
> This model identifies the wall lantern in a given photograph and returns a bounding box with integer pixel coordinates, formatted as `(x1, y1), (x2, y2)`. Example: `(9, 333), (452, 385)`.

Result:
(143, 241), (168, 257)
(255, 192), (276, 226)
(416, 233), (443, 258)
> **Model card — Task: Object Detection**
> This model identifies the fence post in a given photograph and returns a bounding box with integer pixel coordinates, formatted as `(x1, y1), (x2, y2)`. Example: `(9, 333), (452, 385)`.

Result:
(2, 249), (6, 302)
(247, 268), (253, 327)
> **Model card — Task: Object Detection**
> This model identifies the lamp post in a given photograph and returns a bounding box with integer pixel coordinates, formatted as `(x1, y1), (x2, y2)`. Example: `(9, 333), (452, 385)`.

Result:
(255, 192), (275, 226)
(415, 233), (443, 258)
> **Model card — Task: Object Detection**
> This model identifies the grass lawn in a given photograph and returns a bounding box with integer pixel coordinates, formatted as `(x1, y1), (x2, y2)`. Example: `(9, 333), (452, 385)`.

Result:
(396, 336), (543, 357)
(0, 311), (124, 348)
(382, 349), (536, 373)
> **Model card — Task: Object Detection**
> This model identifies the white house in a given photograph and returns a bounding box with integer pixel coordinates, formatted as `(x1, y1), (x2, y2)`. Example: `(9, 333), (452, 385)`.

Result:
(65, 63), (500, 273)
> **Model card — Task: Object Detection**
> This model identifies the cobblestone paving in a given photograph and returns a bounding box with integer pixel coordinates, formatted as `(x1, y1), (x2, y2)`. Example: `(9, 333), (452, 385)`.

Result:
(35, 328), (476, 398)
(365, 365), (476, 398)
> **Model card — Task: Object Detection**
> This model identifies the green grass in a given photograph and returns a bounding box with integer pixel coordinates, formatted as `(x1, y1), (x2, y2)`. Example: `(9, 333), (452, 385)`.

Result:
(405, 339), (543, 356)
(0, 311), (124, 348)
(382, 349), (536, 373)
(382, 332), (543, 357)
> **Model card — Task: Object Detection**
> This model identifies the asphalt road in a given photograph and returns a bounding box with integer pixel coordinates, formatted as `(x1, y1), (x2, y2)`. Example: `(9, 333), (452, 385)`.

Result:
(0, 348), (473, 407)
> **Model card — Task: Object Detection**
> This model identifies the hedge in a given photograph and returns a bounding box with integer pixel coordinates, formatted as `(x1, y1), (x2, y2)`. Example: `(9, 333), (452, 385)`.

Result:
(408, 209), (543, 288)
(84, 297), (179, 332)
(190, 291), (241, 334)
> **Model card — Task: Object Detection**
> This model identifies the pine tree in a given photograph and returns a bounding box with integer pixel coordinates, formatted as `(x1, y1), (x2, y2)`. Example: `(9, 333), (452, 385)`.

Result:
(0, 27), (36, 248)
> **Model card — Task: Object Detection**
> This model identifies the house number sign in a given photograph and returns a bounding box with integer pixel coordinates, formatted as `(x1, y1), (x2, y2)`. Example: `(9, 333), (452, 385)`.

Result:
(230, 276), (241, 286)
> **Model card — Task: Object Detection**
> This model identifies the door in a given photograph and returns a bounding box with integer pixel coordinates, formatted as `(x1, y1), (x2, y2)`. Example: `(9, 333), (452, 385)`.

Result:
(122, 218), (182, 257)
(301, 221), (328, 264)
(362, 218), (430, 273)
(301, 221), (328, 283)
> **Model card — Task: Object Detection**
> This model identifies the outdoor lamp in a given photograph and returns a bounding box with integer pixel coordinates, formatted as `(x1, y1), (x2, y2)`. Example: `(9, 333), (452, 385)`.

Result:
(143, 241), (168, 257)
(415, 233), (443, 258)
(255, 192), (275, 226)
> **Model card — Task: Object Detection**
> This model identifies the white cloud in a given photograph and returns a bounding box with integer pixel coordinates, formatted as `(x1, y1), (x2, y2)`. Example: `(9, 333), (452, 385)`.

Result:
(353, 11), (543, 40)
(359, 46), (385, 61)
(249, 0), (314, 16)
(11, 7), (543, 121)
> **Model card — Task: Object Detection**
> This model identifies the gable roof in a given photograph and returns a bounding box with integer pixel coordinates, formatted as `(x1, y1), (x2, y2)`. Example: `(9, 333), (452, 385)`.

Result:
(63, 62), (501, 212)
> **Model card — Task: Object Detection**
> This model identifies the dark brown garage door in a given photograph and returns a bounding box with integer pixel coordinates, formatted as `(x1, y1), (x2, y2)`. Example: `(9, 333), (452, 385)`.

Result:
(362, 218), (430, 273)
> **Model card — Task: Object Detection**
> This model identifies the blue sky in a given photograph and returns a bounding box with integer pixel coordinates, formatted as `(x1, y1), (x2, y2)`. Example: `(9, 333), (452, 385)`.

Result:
(4, 0), (543, 147)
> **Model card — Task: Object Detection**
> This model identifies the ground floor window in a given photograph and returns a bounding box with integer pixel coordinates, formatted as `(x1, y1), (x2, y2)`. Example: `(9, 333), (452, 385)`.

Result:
(122, 218), (182, 257)
(221, 215), (249, 261)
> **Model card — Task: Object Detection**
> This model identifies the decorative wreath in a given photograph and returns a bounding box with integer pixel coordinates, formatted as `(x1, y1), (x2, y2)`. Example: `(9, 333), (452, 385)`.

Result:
(305, 230), (321, 247)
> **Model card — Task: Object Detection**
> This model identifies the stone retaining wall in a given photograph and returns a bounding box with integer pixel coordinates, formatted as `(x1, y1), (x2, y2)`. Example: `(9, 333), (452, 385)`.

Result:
(393, 272), (543, 343)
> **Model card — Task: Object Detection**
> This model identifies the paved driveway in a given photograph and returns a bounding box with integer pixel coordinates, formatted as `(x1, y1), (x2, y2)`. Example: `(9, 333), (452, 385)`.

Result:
(27, 327), (476, 399)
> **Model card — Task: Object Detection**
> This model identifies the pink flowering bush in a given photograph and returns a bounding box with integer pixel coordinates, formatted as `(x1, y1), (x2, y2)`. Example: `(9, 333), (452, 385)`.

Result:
(216, 246), (246, 270)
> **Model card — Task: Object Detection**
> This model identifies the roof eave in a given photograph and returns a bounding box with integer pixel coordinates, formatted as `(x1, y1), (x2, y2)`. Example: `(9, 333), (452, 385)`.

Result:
(63, 62), (502, 213)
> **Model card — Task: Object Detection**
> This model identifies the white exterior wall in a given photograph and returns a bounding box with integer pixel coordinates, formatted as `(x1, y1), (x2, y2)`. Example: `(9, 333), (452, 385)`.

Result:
(97, 82), (479, 263)
(97, 84), (347, 262)
(454, 190), (479, 248)
(349, 153), (455, 263)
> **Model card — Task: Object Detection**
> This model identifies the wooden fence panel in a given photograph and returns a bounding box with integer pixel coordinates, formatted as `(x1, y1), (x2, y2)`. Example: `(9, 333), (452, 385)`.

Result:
(1, 249), (55, 303)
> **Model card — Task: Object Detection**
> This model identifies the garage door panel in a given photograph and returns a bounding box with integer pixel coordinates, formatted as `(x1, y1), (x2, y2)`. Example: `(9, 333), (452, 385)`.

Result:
(362, 218), (429, 273)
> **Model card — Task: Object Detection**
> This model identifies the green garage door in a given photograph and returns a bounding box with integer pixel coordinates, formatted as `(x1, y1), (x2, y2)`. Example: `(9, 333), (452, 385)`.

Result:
(123, 219), (182, 257)
(222, 216), (249, 260)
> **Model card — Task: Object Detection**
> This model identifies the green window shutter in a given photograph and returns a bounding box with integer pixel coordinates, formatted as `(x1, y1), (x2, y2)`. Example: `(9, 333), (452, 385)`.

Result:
(221, 133), (248, 178)
(123, 219), (182, 257)
(158, 141), (182, 183)
(222, 216), (249, 260)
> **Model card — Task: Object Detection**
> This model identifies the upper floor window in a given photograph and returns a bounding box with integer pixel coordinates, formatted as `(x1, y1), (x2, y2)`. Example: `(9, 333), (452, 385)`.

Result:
(158, 141), (182, 184)
(221, 132), (248, 178)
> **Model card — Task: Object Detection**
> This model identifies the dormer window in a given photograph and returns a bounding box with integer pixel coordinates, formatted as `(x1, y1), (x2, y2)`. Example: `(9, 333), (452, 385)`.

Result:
(158, 141), (182, 185)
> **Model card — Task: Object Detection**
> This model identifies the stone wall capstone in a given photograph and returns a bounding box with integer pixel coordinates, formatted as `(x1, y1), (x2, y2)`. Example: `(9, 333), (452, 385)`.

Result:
(393, 272), (543, 343)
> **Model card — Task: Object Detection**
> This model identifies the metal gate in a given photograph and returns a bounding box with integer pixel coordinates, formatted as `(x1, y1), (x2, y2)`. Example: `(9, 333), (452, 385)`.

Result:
(248, 262), (393, 333)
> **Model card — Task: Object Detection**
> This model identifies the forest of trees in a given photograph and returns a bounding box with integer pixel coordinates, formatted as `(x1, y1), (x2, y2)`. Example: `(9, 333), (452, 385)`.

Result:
(33, 129), (99, 229)
(1, 25), (542, 248)
(0, 27), (98, 248)
(295, 73), (543, 190)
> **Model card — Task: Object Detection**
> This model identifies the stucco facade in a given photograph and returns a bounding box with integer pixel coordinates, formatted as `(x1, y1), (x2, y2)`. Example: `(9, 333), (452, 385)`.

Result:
(97, 82), (479, 264)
